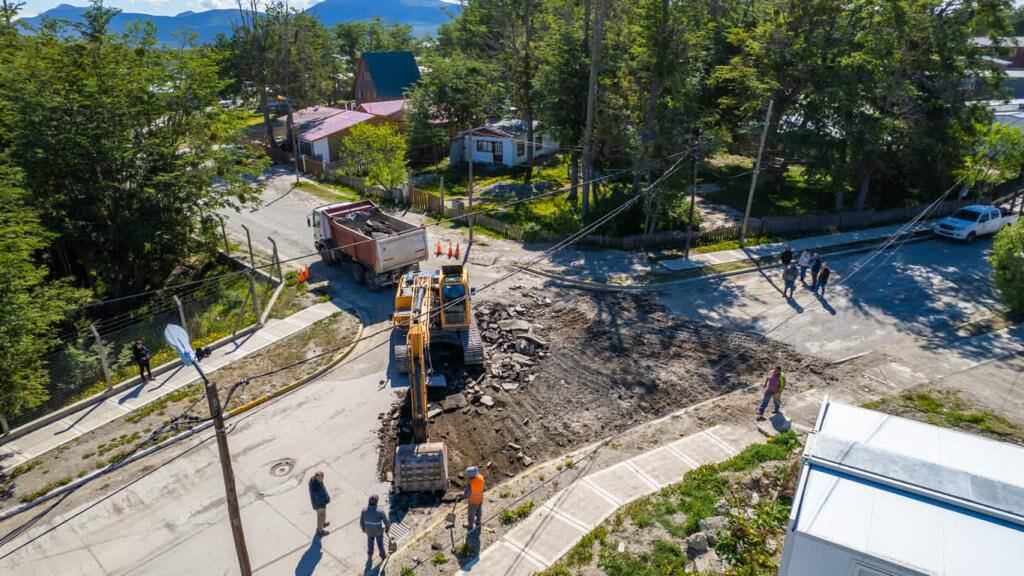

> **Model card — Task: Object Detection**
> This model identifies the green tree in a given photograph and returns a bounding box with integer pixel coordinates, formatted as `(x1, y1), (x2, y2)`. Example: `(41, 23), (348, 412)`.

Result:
(990, 218), (1024, 314)
(0, 166), (88, 422)
(339, 123), (408, 191)
(959, 123), (1024, 193)
(4, 1), (265, 297)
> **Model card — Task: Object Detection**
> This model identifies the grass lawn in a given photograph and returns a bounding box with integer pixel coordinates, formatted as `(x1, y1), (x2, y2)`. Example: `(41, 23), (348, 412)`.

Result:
(296, 180), (362, 203)
(703, 154), (840, 217)
(862, 390), (1023, 442)
(415, 155), (571, 200)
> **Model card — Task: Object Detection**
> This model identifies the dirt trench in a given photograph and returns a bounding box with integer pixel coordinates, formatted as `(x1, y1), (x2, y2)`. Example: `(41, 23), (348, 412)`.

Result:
(378, 288), (839, 490)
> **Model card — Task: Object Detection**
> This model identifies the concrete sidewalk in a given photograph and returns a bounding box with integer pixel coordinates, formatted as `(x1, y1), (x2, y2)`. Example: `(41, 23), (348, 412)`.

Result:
(658, 220), (931, 272)
(0, 301), (345, 470)
(455, 385), (867, 576)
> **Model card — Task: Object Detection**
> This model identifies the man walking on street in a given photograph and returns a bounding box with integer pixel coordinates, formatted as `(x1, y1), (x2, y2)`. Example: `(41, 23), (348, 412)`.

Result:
(462, 466), (485, 531)
(757, 366), (786, 419)
(797, 250), (811, 282)
(132, 340), (153, 381)
(782, 262), (798, 299)
(360, 494), (391, 564)
(780, 245), (793, 267)
(817, 263), (832, 295)
(810, 253), (822, 289)
(309, 471), (331, 537)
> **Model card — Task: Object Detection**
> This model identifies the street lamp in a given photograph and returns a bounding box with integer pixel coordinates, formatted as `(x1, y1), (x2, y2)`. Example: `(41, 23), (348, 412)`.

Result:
(164, 324), (252, 576)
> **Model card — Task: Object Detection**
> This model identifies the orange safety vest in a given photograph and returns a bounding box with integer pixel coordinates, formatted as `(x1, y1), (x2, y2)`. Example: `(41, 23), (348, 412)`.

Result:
(468, 474), (485, 505)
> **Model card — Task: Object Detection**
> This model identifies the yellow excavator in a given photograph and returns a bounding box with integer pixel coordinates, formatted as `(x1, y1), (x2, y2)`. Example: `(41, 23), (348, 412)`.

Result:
(391, 264), (484, 492)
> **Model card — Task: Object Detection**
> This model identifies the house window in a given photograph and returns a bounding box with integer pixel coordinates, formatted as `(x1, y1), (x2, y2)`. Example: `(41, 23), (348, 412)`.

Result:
(535, 135), (543, 147)
(475, 140), (493, 153)
(517, 142), (526, 156)
(299, 140), (315, 157)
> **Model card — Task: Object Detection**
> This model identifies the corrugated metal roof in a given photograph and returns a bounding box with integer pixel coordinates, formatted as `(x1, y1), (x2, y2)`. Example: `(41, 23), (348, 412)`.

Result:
(357, 99), (407, 117)
(297, 110), (376, 142)
(790, 401), (1024, 575)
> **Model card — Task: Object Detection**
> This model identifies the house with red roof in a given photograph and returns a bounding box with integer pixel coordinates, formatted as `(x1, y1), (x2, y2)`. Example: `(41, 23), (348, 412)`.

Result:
(295, 107), (392, 166)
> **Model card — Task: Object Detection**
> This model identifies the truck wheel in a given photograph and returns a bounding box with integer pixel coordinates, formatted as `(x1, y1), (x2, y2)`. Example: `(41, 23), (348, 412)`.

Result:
(319, 248), (335, 265)
(965, 232), (976, 243)
(351, 263), (366, 284)
(365, 273), (382, 292)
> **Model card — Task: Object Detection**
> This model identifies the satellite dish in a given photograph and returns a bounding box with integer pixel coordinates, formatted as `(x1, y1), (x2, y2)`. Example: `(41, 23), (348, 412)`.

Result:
(163, 324), (195, 366)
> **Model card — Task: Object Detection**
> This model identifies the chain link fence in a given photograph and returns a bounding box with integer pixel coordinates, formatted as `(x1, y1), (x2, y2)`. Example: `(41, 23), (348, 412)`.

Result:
(8, 271), (275, 430)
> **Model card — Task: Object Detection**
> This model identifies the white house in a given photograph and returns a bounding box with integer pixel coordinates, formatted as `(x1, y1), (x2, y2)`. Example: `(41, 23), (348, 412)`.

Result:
(780, 399), (1024, 576)
(449, 120), (560, 167)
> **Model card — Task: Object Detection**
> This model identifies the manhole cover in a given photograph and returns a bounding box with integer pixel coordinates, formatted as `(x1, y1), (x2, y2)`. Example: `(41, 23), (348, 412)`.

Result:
(270, 459), (294, 477)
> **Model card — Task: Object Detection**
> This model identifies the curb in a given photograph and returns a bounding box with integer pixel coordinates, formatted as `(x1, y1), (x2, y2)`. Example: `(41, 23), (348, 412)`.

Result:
(0, 323), (262, 447)
(0, 307), (366, 522)
(525, 231), (933, 292)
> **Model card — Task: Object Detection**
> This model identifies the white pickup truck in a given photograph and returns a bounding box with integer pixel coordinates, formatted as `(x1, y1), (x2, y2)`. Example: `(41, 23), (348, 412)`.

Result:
(932, 204), (1019, 242)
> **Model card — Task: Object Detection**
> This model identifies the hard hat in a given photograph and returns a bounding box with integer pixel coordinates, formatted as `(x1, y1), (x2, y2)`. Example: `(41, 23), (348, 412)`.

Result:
(466, 466), (479, 478)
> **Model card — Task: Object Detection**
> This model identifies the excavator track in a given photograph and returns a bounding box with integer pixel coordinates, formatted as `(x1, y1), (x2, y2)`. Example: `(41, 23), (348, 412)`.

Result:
(462, 319), (485, 367)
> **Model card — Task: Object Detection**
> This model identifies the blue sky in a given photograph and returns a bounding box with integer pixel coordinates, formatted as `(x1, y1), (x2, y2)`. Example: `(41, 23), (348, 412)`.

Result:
(19, 0), (319, 18)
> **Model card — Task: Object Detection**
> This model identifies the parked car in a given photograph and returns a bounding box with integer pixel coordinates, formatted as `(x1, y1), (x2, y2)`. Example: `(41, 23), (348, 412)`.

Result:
(932, 204), (1019, 242)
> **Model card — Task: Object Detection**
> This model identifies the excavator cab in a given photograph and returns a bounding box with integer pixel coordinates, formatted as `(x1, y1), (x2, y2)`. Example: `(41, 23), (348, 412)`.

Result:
(439, 265), (470, 328)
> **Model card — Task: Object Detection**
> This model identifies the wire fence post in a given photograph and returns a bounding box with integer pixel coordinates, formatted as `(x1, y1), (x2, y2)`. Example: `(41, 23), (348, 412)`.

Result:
(241, 224), (256, 271)
(90, 324), (113, 391)
(1, 414), (9, 436)
(267, 236), (282, 283)
(218, 215), (231, 256)
(247, 272), (263, 325)
(173, 295), (188, 337)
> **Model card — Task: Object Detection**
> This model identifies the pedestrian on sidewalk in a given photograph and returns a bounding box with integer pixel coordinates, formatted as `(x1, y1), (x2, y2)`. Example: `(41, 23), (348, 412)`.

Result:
(309, 471), (331, 537)
(757, 366), (786, 419)
(782, 262), (798, 299)
(797, 250), (811, 282)
(132, 341), (153, 381)
(462, 466), (486, 531)
(360, 494), (391, 564)
(810, 253), (822, 289)
(817, 263), (832, 295)
(780, 244), (793, 267)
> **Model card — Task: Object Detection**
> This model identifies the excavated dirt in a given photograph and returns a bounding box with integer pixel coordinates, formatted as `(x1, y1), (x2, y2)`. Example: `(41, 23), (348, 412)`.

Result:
(378, 288), (840, 491)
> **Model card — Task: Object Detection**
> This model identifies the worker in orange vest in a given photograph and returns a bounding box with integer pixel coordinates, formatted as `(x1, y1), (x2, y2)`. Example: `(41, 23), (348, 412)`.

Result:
(462, 466), (485, 531)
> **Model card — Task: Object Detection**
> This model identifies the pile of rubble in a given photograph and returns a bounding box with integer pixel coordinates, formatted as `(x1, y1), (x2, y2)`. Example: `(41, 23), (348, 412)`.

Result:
(475, 290), (551, 390)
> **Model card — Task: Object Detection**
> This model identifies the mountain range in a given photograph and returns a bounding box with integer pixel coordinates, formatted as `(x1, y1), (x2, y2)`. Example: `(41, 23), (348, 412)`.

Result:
(21, 0), (458, 44)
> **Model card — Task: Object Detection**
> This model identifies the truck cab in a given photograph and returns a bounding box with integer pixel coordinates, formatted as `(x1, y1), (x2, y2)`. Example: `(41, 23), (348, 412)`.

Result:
(933, 204), (1018, 242)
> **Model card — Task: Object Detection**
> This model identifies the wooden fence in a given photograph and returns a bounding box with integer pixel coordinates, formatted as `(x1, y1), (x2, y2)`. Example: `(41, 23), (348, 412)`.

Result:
(300, 158), (975, 252)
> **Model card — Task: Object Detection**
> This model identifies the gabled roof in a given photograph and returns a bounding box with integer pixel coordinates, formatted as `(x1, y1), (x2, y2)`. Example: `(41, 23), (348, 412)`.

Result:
(360, 52), (420, 100)
(356, 99), (407, 118)
(292, 106), (346, 131)
(298, 110), (376, 142)
(456, 119), (543, 139)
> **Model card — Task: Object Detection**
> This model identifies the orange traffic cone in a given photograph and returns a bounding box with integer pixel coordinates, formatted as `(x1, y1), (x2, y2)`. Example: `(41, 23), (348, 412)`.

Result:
(447, 242), (453, 259)
(435, 240), (442, 257)
(455, 242), (460, 259)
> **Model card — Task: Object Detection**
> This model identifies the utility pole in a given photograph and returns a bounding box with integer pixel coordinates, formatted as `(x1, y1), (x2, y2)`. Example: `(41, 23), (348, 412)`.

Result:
(581, 0), (608, 222)
(740, 100), (773, 247)
(684, 130), (701, 259)
(164, 325), (252, 576)
(467, 130), (474, 246)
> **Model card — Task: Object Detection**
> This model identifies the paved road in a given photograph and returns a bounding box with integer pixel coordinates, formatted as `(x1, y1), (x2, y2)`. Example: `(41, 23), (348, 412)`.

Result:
(658, 236), (1024, 415)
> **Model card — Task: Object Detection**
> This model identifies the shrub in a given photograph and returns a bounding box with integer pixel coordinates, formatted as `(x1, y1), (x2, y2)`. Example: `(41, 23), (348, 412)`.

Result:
(990, 219), (1024, 314)
(499, 500), (536, 525)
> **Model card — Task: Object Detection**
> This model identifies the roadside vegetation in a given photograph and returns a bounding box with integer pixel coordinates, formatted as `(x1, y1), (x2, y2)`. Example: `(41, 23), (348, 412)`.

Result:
(863, 389), (1024, 444)
(540, 432), (801, 576)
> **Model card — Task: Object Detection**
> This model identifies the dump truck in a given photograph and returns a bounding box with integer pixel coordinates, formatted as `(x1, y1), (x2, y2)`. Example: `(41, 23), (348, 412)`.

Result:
(309, 200), (428, 291)
(391, 265), (485, 492)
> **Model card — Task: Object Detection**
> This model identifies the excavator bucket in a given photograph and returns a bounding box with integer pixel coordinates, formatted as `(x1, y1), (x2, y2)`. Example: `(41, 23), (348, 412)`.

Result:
(394, 442), (449, 493)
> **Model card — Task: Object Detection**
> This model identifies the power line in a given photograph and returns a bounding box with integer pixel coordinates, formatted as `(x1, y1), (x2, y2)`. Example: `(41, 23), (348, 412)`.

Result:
(0, 147), (696, 557)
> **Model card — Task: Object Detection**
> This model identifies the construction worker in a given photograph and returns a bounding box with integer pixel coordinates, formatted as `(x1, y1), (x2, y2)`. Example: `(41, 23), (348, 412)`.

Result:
(462, 466), (485, 531)
(359, 494), (391, 563)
